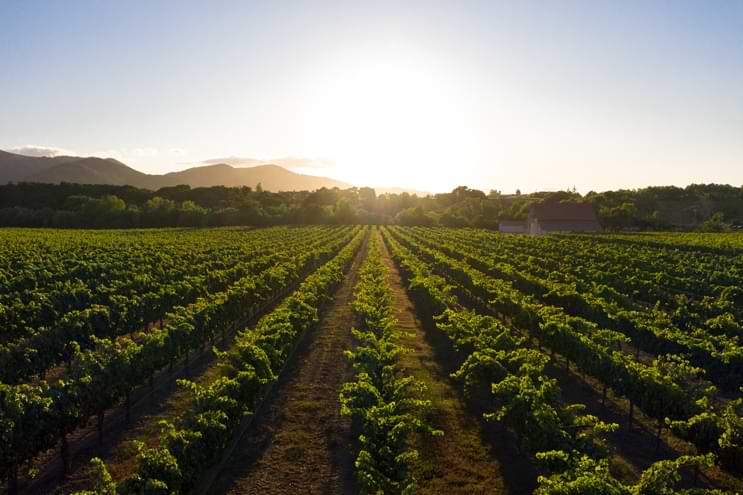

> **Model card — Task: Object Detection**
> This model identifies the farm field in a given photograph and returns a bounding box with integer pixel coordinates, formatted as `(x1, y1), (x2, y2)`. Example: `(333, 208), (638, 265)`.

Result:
(1, 226), (743, 495)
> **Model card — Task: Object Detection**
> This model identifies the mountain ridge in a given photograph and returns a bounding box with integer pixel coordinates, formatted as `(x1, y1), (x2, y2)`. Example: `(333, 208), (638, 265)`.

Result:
(0, 150), (351, 192)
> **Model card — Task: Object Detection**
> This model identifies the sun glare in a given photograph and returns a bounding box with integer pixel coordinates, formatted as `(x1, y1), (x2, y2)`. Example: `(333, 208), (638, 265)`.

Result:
(302, 48), (473, 191)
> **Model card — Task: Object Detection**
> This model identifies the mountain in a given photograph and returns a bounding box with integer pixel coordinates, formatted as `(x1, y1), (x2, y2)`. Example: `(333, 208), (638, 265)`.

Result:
(153, 163), (349, 190)
(199, 156), (334, 169)
(0, 150), (350, 191)
(25, 157), (151, 187)
(0, 150), (85, 183)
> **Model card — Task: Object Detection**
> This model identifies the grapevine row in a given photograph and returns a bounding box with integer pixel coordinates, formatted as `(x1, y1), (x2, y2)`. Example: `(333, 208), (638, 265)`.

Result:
(386, 227), (743, 474)
(72, 227), (368, 494)
(381, 228), (723, 494)
(339, 232), (441, 494)
(0, 227), (361, 493)
(0, 227), (349, 384)
(405, 227), (743, 390)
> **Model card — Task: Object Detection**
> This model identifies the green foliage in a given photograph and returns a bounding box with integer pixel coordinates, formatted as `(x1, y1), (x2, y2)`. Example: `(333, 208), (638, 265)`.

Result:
(3, 181), (743, 228)
(535, 455), (631, 495)
(113, 227), (367, 492)
(72, 457), (117, 495)
(699, 213), (732, 233)
(340, 233), (442, 494)
(387, 225), (743, 470)
(381, 225), (743, 492)
(0, 226), (364, 486)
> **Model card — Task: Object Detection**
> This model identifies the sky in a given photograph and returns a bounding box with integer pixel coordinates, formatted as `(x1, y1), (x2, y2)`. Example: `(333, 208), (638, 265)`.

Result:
(1, 0), (741, 194)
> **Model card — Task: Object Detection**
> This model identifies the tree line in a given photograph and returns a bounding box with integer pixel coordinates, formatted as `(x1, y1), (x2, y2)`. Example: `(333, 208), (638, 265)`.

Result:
(0, 182), (741, 230)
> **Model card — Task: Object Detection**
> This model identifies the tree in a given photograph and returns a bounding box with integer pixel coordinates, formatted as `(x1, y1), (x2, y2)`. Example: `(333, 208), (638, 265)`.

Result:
(395, 206), (434, 226)
(333, 199), (358, 224)
(143, 197), (177, 227)
(699, 212), (731, 232)
(177, 201), (208, 227)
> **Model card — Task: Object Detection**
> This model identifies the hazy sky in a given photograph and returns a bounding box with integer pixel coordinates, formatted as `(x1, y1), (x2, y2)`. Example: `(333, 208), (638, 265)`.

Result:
(1, 1), (741, 193)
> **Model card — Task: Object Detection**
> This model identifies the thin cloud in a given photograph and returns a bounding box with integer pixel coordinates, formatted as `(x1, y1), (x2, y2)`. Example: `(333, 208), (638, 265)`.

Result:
(8, 145), (78, 157)
(7, 146), (188, 168)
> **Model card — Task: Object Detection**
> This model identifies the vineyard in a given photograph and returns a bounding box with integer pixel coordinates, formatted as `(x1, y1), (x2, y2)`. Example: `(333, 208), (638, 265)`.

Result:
(1, 226), (742, 494)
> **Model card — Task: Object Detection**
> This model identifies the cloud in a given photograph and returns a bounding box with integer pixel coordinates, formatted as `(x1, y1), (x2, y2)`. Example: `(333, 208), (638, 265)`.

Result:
(200, 156), (335, 169)
(6, 145), (188, 170)
(8, 145), (78, 157)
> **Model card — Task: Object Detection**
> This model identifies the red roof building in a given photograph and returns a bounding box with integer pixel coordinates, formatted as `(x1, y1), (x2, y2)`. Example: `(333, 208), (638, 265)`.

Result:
(527, 202), (601, 235)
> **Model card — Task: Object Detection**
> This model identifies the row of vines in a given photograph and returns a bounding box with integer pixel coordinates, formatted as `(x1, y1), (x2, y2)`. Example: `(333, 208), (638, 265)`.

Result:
(382, 226), (743, 494)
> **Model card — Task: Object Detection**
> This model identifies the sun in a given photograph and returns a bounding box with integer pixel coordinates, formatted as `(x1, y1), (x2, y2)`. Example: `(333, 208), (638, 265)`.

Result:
(300, 46), (474, 191)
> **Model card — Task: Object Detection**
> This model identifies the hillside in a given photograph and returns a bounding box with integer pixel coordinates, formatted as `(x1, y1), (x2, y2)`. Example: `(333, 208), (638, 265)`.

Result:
(0, 150), (350, 191)
(0, 150), (84, 183)
(25, 157), (151, 187)
(152, 163), (350, 190)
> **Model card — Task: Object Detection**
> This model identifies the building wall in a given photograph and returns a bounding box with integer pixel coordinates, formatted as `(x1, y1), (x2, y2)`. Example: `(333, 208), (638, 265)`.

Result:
(528, 219), (542, 235)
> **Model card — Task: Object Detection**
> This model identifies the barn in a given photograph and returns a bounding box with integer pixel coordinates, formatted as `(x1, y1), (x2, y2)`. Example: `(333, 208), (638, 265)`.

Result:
(527, 202), (601, 235)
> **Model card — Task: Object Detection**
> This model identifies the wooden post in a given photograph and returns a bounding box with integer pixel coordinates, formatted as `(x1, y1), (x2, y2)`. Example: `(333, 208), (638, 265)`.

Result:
(655, 420), (663, 452)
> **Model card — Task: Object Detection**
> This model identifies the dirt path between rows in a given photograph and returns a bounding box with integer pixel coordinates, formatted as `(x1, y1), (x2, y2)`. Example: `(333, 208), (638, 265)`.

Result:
(205, 237), (368, 495)
(376, 230), (514, 495)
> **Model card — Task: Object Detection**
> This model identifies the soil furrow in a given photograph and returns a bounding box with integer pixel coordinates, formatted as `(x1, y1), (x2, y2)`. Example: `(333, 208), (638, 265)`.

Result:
(376, 230), (513, 495)
(205, 237), (368, 495)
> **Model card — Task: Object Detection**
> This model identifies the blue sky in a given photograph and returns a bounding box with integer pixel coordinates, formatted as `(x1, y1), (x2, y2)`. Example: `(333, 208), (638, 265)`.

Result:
(1, 0), (741, 192)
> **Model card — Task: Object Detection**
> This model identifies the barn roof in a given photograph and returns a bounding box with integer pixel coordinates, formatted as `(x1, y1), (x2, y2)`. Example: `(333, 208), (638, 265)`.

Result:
(529, 202), (598, 222)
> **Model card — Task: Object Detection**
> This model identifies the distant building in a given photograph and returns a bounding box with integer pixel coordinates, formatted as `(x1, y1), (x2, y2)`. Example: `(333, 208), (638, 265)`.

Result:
(498, 220), (527, 233)
(528, 202), (601, 235)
